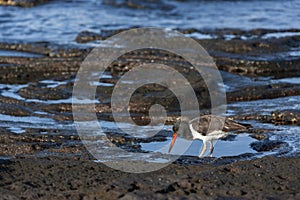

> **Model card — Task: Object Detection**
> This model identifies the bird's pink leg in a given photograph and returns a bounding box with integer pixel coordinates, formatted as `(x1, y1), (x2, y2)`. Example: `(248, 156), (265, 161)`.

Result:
(199, 141), (207, 158)
(209, 141), (214, 157)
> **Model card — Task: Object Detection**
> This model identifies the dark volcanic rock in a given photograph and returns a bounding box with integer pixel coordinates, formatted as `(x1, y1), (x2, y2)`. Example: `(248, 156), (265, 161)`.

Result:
(233, 110), (300, 126)
(250, 140), (287, 152)
(0, 156), (299, 199)
(0, 0), (49, 7)
(102, 0), (174, 10)
(0, 57), (80, 84)
(216, 57), (300, 78)
(75, 29), (133, 43)
(0, 96), (33, 116)
(227, 83), (300, 102)
(268, 111), (300, 125)
(75, 28), (300, 78)
(75, 31), (104, 43)
(0, 132), (84, 157)
(0, 42), (90, 58)
(18, 82), (73, 100)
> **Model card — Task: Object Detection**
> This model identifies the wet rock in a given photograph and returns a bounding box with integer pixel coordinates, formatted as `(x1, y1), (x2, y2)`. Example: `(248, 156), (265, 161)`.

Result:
(114, 50), (217, 110)
(48, 46), (91, 58)
(102, 0), (174, 10)
(105, 131), (168, 153)
(0, 132), (84, 157)
(217, 57), (300, 78)
(268, 111), (300, 125)
(18, 82), (73, 100)
(227, 83), (300, 102)
(0, 42), (89, 58)
(0, 56), (81, 84)
(75, 31), (104, 43)
(0, 102), (32, 116)
(0, 42), (50, 56)
(0, 0), (49, 7)
(250, 133), (267, 140)
(250, 140), (287, 152)
(236, 111), (300, 126)
(75, 29), (132, 43)
(219, 134), (236, 141)
(74, 28), (300, 79)
(0, 96), (33, 116)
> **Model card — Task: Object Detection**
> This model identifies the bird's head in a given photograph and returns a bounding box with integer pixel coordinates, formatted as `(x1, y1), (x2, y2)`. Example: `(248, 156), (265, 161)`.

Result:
(168, 118), (192, 154)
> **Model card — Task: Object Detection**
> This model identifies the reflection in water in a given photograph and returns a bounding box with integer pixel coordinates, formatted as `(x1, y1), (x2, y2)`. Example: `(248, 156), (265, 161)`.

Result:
(141, 133), (257, 158)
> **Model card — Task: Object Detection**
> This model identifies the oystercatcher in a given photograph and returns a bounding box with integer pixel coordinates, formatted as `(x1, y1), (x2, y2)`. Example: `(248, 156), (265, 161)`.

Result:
(168, 115), (249, 157)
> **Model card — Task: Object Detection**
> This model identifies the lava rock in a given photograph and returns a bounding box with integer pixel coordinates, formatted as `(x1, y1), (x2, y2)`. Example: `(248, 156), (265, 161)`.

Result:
(250, 140), (287, 152)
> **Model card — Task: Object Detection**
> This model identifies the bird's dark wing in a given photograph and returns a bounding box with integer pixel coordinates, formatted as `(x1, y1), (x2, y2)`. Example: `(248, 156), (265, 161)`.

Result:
(223, 118), (250, 132)
(189, 115), (211, 135)
(189, 115), (249, 136)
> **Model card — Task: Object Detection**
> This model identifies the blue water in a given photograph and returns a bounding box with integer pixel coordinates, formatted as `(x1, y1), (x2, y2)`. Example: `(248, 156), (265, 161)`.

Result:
(0, 0), (299, 44)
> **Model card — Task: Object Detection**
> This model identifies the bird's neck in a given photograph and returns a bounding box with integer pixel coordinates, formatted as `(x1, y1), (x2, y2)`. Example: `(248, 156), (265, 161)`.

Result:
(180, 121), (194, 140)
(188, 123), (197, 139)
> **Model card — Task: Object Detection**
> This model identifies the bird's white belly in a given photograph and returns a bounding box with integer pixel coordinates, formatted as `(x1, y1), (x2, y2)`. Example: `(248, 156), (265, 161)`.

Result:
(190, 124), (227, 142)
(197, 131), (226, 139)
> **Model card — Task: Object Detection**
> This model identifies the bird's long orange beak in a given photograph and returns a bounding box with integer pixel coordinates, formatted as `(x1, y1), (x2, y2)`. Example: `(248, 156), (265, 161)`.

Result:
(168, 132), (177, 153)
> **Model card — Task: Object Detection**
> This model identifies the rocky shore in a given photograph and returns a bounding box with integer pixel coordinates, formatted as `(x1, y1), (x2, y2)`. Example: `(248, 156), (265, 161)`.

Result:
(0, 28), (300, 199)
(0, 156), (299, 199)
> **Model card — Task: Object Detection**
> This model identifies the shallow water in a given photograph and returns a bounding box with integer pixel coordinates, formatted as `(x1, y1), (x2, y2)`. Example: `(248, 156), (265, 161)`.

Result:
(1, 76), (299, 162)
(0, 50), (43, 57)
(227, 95), (300, 116)
(141, 133), (258, 158)
(0, 113), (74, 134)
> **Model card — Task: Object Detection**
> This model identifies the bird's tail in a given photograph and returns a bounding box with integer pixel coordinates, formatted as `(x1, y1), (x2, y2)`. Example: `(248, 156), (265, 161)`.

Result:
(223, 119), (251, 132)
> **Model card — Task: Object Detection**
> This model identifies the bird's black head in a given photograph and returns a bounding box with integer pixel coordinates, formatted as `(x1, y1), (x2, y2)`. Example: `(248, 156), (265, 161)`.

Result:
(172, 120), (181, 133)
(172, 119), (191, 137)
(168, 118), (193, 154)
